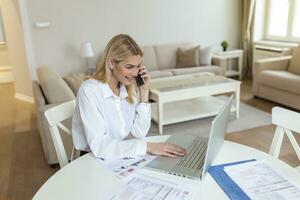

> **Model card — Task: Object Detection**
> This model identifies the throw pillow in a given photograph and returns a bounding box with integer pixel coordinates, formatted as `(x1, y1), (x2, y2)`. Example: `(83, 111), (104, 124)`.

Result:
(176, 46), (200, 68)
(64, 73), (85, 95)
(199, 46), (213, 66)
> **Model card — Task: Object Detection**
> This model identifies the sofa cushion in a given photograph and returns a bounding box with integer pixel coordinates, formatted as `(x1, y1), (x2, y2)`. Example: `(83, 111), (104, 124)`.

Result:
(154, 42), (194, 70)
(140, 46), (159, 71)
(258, 70), (300, 95)
(176, 46), (200, 68)
(171, 66), (222, 76)
(64, 73), (85, 95)
(149, 70), (173, 79)
(37, 66), (75, 104)
(199, 46), (213, 66)
(288, 46), (300, 75)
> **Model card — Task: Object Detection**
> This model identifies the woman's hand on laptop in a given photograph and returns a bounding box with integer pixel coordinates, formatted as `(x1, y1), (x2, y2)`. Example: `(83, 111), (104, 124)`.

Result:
(147, 142), (187, 157)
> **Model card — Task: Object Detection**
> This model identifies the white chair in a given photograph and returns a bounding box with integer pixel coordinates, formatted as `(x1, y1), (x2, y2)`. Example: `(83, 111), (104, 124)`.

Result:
(44, 100), (76, 168)
(269, 106), (300, 171)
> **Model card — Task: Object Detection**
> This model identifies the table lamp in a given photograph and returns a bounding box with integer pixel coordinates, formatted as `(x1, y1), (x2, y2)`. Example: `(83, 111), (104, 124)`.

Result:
(80, 42), (94, 75)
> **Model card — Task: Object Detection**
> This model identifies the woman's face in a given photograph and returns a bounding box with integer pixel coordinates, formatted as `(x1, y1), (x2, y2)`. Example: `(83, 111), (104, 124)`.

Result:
(111, 55), (141, 86)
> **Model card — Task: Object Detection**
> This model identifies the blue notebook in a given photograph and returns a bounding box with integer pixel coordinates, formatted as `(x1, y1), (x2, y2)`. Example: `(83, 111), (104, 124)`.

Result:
(208, 159), (256, 200)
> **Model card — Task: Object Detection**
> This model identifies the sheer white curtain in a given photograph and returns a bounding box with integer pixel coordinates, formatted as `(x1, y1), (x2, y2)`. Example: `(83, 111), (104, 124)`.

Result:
(241, 0), (256, 78)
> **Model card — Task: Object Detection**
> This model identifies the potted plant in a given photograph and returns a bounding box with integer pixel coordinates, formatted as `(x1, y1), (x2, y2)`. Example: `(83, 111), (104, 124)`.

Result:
(221, 41), (229, 52)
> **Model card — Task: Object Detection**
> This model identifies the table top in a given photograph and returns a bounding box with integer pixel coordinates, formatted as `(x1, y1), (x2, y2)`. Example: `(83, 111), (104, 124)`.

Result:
(149, 73), (239, 93)
(214, 49), (243, 55)
(33, 136), (300, 200)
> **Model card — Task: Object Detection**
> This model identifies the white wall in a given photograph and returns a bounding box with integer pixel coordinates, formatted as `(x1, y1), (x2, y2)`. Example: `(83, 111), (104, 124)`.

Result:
(25, 0), (242, 79)
(1, 0), (33, 97)
(0, 45), (10, 66)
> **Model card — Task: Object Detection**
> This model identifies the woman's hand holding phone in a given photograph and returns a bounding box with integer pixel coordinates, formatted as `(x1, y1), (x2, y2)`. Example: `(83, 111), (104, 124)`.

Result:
(135, 71), (144, 87)
(136, 65), (150, 103)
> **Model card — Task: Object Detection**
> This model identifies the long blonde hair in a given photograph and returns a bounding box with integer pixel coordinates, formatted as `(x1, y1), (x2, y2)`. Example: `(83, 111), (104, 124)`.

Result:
(93, 34), (143, 104)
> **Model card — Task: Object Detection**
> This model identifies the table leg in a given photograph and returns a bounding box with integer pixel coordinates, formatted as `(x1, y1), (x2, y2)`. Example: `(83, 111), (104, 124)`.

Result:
(228, 59), (231, 73)
(158, 101), (163, 135)
(238, 54), (243, 80)
(235, 83), (240, 118)
(220, 59), (227, 76)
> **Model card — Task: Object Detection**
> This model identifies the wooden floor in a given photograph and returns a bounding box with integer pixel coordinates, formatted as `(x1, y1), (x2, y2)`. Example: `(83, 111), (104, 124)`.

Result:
(0, 79), (299, 199)
(0, 83), (58, 200)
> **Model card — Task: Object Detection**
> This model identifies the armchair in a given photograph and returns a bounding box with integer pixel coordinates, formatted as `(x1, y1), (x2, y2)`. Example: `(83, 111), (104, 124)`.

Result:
(253, 46), (300, 110)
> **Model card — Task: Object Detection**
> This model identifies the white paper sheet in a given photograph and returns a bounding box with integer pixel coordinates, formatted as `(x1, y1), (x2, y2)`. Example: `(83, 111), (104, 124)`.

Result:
(96, 154), (157, 178)
(107, 173), (193, 200)
(224, 160), (300, 200)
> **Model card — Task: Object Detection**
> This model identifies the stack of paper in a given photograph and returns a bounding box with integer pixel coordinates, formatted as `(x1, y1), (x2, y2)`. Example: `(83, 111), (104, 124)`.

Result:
(209, 160), (300, 200)
(107, 174), (193, 200)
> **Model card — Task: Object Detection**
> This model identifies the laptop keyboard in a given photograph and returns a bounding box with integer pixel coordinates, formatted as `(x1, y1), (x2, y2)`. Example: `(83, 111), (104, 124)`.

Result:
(176, 139), (207, 170)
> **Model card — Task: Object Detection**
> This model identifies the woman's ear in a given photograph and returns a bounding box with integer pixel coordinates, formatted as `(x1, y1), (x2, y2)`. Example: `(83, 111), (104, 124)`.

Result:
(107, 57), (114, 70)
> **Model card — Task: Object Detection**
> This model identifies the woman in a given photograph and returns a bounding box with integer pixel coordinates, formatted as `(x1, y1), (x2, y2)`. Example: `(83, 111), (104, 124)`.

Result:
(72, 34), (186, 159)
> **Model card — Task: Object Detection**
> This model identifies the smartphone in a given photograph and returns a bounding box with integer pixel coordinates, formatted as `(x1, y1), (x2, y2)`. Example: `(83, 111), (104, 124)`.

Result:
(135, 70), (145, 87)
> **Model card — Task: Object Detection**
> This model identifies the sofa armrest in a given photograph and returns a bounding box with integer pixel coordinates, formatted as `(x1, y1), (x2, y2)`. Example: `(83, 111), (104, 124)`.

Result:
(253, 56), (292, 76)
(211, 56), (220, 65)
(252, 56), (292, 95)
(32, 80), (46, 106)
(212, 56), (225, 75)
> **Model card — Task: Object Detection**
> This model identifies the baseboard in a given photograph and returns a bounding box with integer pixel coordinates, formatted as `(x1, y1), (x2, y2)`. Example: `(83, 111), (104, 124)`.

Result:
(15, 93), (35, 103)
(0, 66), (14, 83)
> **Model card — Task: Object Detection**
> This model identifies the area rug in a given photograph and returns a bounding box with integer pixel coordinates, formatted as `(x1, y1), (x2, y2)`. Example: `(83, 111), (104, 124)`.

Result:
(148, 101), (271, 137)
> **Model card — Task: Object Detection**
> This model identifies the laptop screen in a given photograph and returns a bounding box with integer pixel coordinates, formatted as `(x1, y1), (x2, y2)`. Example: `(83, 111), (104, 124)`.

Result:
(201, 95), (233, 178)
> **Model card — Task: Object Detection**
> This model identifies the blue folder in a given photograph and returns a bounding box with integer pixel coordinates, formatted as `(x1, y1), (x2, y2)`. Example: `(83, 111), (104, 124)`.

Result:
(208, 159), (256, 200)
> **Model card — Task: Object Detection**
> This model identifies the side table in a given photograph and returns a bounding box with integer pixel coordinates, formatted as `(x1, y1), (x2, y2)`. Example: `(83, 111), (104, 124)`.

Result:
(213, 49), (243, 80)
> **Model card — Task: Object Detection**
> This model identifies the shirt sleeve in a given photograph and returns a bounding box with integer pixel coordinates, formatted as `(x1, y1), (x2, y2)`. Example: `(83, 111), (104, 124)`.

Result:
(130, 102), (151, 139)
(77, 86), (147, 159)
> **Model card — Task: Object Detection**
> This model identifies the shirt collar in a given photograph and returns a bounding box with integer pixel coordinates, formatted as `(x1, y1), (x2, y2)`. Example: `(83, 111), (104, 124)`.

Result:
(102, 83), (128, 99)
(119, 84), (128, 99)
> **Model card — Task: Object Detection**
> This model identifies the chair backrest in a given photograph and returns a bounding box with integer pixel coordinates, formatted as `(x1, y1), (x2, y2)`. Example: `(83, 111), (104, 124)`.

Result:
(44, 100), (76, 168)
(269, 107), (300, 171)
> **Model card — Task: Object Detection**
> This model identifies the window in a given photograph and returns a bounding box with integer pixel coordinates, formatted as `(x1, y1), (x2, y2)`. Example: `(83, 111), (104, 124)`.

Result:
(266, 0), (300, 42)
(293, 0), (300, 37)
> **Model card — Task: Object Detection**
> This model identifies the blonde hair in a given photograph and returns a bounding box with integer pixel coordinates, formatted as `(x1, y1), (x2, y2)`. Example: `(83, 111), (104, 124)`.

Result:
(93, 34), (143, 104)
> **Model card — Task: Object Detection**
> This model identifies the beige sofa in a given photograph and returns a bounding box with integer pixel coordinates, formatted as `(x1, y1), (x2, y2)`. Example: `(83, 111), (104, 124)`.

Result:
(33, 67), (76, 165)
(33, 42), (223, 164)
(141, 42), (222, 78)
(253, 46), (300, 110)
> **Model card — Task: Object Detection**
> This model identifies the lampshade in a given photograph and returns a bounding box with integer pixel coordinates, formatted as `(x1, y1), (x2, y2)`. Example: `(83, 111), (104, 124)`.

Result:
(80, 42), (94, 57)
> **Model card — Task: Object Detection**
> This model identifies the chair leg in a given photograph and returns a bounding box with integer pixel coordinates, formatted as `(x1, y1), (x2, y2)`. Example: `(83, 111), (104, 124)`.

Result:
(285, 129), (300, 161)
(50, 126), (69, 168)
(269, 126), (284, 158)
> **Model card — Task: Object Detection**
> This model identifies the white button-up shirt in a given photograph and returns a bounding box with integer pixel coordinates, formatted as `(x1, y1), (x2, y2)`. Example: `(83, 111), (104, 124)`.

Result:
(72, 79), (151, 159)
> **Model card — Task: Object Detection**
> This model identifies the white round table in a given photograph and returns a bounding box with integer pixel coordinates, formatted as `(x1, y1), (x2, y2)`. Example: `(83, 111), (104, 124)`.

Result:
(33, 136), (300, 199)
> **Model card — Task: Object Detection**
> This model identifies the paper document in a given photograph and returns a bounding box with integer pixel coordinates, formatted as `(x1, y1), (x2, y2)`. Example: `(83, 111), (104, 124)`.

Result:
(107, 173), (193, 200)
(96, 154), (156, 178)
(224, 160), (300, 200)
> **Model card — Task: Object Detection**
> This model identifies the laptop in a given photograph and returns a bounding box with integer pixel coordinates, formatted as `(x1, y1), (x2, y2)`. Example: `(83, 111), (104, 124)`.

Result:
(146, 95), (233, 180)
